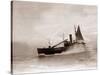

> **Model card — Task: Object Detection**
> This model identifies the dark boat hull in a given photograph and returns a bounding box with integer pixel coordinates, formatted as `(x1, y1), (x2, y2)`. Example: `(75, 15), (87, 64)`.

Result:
(37, 47), (66, 55)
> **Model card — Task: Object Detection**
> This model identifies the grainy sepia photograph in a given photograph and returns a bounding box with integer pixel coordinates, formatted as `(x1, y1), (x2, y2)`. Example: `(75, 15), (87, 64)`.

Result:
(11, 1), (97, 75)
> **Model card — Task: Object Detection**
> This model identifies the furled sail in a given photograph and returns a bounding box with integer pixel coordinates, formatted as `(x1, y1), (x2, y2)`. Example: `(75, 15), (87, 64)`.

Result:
(75, 25), (84, 42)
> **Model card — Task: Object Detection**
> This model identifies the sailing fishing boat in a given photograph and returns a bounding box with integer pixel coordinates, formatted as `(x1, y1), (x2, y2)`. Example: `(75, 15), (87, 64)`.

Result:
(74, 25), (85, 44)
(37, 25), (85, 55)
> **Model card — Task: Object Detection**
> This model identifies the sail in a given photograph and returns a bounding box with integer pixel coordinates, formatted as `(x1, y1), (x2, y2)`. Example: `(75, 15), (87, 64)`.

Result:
(75, 25), (84, 41)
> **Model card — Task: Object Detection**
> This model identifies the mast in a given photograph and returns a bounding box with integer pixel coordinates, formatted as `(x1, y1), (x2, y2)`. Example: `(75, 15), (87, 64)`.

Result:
(62, 33), (65, 41)
(74, 25), (77, 42)
(74, 25), (76, 33)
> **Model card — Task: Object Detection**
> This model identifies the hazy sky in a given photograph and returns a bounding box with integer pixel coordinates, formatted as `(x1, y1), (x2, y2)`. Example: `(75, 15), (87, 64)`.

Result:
(13, 1), (97, 47)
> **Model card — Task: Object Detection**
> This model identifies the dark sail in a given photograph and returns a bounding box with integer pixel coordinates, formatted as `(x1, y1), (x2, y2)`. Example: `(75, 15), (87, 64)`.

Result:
(75, 25), (84, 41)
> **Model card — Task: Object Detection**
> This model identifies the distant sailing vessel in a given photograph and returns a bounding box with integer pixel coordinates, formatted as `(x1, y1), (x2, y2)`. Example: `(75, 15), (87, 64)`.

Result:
(37, 25), (85, 55)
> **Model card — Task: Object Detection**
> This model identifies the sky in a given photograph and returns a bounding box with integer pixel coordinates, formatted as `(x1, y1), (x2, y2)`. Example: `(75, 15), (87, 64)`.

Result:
(12, 1), (97, 57)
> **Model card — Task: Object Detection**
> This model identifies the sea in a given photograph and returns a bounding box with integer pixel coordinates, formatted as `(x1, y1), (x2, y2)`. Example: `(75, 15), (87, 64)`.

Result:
(12, 41), (97, 75)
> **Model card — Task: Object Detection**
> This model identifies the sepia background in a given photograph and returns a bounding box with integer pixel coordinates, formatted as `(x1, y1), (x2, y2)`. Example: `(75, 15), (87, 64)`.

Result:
(12, 1), (97, 74)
